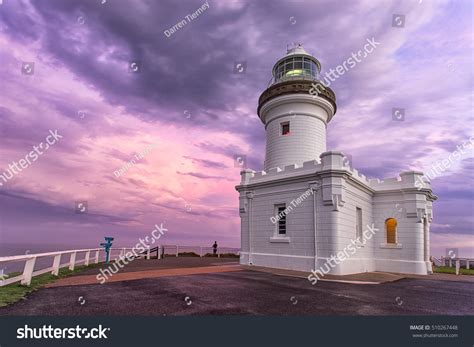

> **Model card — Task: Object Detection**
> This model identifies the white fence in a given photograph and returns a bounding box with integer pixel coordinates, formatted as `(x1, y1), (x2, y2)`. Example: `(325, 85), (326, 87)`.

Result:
(439, 257), (472, 272)
(0, 245), (240, 287)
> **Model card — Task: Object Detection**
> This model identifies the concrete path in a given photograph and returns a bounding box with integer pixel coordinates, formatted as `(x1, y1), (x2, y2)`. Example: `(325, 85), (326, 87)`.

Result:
(243, 266), (405, 284)
(243, 265), (474, 284)
(46, 264), (242, 287)
(2, 270), (472, 316)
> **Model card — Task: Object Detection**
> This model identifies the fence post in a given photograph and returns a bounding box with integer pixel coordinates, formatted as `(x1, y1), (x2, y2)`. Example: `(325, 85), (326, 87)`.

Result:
(467, 260), (470, 270)
(51, 254), (61, 276)
(449, 258), (452, 267)
(441, 257), (446, 266)
(455, 260), (460, 275)
(21, 257), (37, 286)
(158, 246), (161, 260)
(176, 245), (179, 257)
(95, 250), (100, 264)
(200, 247), (203, 257)
(84, 251), (91, 266)
(146, 247), (151, 260)
(218, 248), (220, 258)
(69, 252), (77, 271)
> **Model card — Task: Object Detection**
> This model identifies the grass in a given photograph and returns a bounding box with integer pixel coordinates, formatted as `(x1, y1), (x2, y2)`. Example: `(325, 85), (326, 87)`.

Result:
(434, 266), (474, 276)
(0, 264), (102, 307)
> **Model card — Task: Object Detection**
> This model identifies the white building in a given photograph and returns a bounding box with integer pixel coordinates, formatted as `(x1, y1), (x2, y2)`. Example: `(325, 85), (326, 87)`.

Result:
(236, 45), (437, 276)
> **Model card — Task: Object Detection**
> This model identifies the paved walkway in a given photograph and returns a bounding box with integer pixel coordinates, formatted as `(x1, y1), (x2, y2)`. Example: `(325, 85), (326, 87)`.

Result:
(243, 266), (405, 284)
(242, 265), (474, 284)
(46, 265), (242, 287)
(3, 270), (472, 316)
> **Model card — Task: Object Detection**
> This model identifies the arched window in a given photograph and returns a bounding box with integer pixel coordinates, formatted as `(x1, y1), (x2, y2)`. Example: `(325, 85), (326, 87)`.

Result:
(385, 218), (397, 244)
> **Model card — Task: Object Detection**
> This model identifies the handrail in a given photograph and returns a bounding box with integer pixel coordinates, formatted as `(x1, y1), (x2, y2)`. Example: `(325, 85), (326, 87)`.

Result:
(0, 248), (104, 262)
(0, 245), (240, 287)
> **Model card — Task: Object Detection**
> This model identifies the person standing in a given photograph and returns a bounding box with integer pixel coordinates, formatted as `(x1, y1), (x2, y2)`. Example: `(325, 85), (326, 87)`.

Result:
(212, 241), (218, 256)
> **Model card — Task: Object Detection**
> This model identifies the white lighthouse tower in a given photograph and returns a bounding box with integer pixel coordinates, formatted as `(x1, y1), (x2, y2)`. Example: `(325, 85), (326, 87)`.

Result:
(258, 44), (336, 171)
(236, 45), (437, 276)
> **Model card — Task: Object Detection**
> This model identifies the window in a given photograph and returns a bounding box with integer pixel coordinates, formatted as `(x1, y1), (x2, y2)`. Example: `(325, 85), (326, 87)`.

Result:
(385, 218), (397, 244)
(281, 122), (290, 135)
(277, 205), (287, 235)
(356, 207), (362, 239)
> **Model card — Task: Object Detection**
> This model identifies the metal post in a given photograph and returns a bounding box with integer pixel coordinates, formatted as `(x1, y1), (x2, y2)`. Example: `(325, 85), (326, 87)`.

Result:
(84, 251), (91, 266)
(200, 247), (203, 257)
(146, 247), (151, 260)
(449, 258), (452, 267)
(51, 254), (61, 276)
(176, 245), (179, 257)
(69, 252), (77, 271)
(158, 246), (161, 260)
(218, 248), (220, 258)
(21, 257), (37, 286)
(95, 250), (100, 264)
(455, 260), (460, 275)
(467, 260), (470, 270)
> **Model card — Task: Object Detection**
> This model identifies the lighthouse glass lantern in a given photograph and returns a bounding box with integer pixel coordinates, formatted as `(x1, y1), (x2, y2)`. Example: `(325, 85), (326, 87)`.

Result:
(271, 44), (321, 85)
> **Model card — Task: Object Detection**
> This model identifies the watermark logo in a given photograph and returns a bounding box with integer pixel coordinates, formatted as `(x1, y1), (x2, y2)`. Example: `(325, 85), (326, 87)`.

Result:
(128, 61), (141, 73)
(233, 61), (247, 74)
(392, 108), (405, 121)
(0, 129), (63, 187)
(184, 200), (192, 212)
(96, 223), (167, 284)
(77, 296), (86, 305)
(392, 14), (405, 28)
(446, 248), (458, 259)
(342, 153), (353, 169)
(184, 296), (192, 306)
(415, 136), (474, 190)
(21, 62), (35, 75)
(308, 224), (378, 285)
(308, 37), (381, 98)
(234, 154), (247, 168)
(271, 188), (314, 224)
(395, 296), (404, 306)
(163, 0), (210, 38)
(113, 141), (158, 178)
(75, 201), (88, 214)
(78, 110), (87, 119)
(183, 110), (191, 119)
(289, 16), (296, 25)
(77, 15), (86, 25)
(290, 296), (298, 305)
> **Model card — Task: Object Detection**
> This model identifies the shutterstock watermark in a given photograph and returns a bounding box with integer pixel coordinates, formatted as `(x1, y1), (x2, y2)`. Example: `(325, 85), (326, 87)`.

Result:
(270, 188), (313, 224)
(307, 224), (378, 285)
(0, 129), (62, 187)
(309, 37), (381, 97)
(17, 325), (110, 339)
(96, 223), (167, 284)
(415, 136), (474, 190)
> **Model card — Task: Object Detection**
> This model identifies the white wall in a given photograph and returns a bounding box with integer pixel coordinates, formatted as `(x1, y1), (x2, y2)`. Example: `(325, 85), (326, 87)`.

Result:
(237, 156), (434, 275)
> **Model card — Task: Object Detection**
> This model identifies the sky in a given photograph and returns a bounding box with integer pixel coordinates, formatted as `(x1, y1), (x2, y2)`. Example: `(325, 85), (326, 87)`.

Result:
(0, 0), (472, 257)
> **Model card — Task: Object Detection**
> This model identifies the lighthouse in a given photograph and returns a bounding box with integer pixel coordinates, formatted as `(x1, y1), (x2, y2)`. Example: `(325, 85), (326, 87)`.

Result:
(258, 44), (337, 171)
(236, 44), (437, 276)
